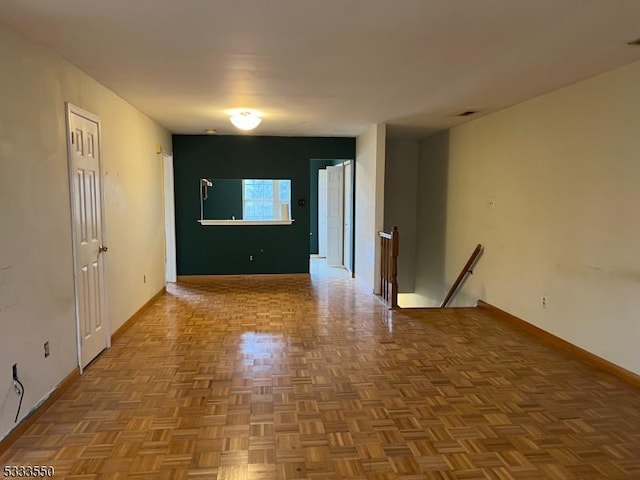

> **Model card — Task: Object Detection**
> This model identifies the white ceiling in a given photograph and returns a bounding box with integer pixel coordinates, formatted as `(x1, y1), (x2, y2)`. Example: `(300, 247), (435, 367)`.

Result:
(1, 0), (639, 137)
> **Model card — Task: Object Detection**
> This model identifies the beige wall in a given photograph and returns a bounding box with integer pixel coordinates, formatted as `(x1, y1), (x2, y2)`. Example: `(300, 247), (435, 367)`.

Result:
(355, 124), (386, 292)
(0, 22), (171, 439)
(413, 131), (449, 306)
(440, 60), (640, 375)
(384, 137), (418, 293)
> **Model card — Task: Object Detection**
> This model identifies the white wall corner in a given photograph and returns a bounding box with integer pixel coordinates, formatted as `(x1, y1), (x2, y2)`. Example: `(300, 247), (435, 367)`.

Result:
(373, 123), (387, 295)
(354, 123), (386, 295)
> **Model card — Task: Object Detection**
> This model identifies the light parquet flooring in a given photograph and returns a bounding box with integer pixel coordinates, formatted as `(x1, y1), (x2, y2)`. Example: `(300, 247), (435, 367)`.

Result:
(3, 260), (640, 479)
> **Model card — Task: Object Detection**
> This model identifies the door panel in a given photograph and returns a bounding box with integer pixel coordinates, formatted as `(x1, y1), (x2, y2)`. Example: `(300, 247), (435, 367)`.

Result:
(343, 161), (353, 273)
(68, 107), (108, 368)
(326, 165), (344, 266)
(318, 169), (328, 258)
(163, 154), (177, 283)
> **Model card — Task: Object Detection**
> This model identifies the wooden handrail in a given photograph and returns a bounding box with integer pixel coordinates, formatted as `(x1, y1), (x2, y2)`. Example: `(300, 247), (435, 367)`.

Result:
(378, 226), (399, 309)
(441, 244), (483, 308)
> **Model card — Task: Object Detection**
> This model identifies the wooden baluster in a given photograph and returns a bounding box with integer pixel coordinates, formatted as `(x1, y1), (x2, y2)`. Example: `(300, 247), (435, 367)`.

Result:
(390, 226), (399, 308)
(377, 226), (399, 309)
(380, 235), (385, 299)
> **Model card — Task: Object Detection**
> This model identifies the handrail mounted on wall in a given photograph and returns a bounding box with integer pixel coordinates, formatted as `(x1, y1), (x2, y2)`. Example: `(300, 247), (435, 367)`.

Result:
(441, 244), (484, 308)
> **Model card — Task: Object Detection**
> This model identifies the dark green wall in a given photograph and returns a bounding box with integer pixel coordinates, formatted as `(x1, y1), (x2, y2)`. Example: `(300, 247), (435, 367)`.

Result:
(202, 178), (243, 220)
(309, 159), (343, 254)
(173, 135), (356, 275)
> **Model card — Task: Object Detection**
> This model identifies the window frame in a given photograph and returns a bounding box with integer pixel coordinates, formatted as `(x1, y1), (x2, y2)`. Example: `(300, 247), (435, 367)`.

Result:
(241, 179), (290, 221)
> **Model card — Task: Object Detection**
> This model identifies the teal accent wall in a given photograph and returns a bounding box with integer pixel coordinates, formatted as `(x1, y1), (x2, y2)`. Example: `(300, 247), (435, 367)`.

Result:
(202, 178), (243, 220)
(173, 135), (356, 275)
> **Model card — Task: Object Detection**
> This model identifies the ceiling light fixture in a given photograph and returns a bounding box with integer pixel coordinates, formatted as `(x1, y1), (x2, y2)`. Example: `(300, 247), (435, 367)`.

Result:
(205, 128), (217, 135)
(230, 111), (262, 131)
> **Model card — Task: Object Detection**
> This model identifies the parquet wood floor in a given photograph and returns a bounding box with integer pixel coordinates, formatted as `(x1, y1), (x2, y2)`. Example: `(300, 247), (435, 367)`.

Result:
(3, 260), (640, 479)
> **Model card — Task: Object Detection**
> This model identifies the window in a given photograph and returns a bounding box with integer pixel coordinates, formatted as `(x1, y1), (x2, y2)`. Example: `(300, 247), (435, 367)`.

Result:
(242, 179), (291, 221)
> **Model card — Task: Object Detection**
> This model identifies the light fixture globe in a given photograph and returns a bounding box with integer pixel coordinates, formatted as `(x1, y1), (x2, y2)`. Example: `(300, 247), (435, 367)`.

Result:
(230, 111), (262, 131)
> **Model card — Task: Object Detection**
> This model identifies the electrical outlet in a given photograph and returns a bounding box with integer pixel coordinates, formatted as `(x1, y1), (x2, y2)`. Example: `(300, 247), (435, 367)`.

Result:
(44, 341), (50, 358)
(249, 255), (254, 262)
(12, 363), (17, 381)
(541, 296), (548, 308)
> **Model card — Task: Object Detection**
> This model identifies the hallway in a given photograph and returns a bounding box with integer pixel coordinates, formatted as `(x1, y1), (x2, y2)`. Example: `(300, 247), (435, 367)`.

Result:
(2, 264), (640, 479)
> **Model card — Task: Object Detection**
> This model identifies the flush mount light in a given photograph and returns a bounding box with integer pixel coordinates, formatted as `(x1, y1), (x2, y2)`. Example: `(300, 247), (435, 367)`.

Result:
(230, 110), (262, 131)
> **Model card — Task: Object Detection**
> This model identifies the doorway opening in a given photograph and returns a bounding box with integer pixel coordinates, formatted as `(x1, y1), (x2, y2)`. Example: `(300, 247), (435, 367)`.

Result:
(310, 159), (354, 274)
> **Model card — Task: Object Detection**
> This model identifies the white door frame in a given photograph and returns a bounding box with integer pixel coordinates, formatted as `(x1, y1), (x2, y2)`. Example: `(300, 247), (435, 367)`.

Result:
(162, 153), (177, 283)
(65, 103), (110, 374)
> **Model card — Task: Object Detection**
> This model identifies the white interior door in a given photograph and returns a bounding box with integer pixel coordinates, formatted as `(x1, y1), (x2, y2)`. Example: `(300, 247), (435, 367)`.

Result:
(318, 169), (328, 258)
(67, 104), (109, 370)
(343, 161), (353, 273)
(163, 153), (177, 282)
(326, 164), (344, 266)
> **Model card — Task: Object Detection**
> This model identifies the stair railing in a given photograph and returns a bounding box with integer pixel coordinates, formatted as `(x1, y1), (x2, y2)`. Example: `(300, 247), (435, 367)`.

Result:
(378, 226), (399, 309)
(441, 244), (483, 308)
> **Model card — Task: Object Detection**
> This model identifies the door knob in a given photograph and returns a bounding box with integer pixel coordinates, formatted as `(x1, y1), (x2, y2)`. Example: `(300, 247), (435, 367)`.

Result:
(98, 245), (108, 253)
